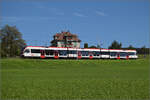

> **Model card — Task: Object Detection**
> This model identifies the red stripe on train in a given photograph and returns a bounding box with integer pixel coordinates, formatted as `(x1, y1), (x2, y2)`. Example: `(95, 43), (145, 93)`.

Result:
(89, 56), (93, 59)
(54, 56), (59, 59)
(78, 56), (81, 59)
(40, 55), (45, 58)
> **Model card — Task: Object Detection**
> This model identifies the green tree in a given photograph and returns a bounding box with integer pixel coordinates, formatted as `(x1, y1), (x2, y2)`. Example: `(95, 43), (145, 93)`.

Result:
(127, 45), (135, 49)
(108, 40), (122, 49)
(140, 45), (146, 54)
(84, 43), (88, 48)
(0, 25), (26, 57)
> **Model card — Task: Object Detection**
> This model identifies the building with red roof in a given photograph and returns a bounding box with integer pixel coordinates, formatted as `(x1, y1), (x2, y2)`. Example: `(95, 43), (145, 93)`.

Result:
(51, 31), (81, 48)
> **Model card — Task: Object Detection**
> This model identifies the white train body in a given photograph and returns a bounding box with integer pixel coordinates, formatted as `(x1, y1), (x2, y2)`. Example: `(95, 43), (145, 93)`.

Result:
(22, 46), (138, 59)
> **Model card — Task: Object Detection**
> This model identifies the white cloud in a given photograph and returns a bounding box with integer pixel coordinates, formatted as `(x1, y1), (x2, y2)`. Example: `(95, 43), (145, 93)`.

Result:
(95, 11), (106, 16)
(73, 12), (87, 17)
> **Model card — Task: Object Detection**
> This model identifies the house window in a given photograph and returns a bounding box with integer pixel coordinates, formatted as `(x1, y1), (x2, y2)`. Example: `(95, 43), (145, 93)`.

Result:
(55, 36), (58, 39)
(74, 42), (77, 47)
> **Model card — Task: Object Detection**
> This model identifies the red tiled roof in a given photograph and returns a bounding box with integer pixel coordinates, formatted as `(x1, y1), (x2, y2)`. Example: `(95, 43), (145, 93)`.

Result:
(54, 31), (81, 42)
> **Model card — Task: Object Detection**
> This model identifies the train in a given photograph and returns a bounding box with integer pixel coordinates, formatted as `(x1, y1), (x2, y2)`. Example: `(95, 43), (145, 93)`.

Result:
(21, 46), (138, 59)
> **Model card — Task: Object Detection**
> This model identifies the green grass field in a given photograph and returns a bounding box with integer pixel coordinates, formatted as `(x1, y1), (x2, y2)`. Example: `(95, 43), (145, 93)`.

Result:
(1, 58), (150, 100)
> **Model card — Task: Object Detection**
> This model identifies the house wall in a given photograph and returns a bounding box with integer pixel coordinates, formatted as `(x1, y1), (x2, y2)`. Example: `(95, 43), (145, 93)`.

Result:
(57, 41), (80, 48)
(72, 42), (80, 48)
(57, 42), (64, 47)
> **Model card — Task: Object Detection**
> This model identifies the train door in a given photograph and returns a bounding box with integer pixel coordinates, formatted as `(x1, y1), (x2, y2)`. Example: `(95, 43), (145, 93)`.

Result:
(40, 50), (45, 58)
(126, 53), (129, 60)
(54, 50), (59, 59)
(89, 52), (93, 59)
(78, 51), (81, 59)
(117, 52), (120, 59)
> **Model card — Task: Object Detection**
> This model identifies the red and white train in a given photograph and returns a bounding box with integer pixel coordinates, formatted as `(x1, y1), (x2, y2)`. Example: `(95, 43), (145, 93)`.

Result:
(21, 46), (138, 59)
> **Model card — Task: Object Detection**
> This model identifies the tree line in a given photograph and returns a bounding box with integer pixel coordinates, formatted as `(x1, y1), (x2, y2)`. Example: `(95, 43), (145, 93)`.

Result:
(84, 40), (149, 55)
(0, 24), (149, 58)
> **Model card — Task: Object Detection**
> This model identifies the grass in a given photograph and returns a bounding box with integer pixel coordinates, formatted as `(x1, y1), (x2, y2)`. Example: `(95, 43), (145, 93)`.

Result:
(0, 58), (150, 100)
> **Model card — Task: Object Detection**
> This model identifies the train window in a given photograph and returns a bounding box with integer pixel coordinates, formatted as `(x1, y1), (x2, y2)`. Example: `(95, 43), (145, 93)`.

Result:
(31, 49), (40, 53)
(101, 52), (110, 55)
(73, 51), (77, 54)
(59, 50), (67, 56)
(45, 50), (49, 55)
(50, 50), (54, 55)
(120, 52), (127, 56)
(45, 50), (54, 55)
(74, 51), (77, 54)
(68, 50), (77, 54)
(81, 51), (89, 56)
(128, 52), (135, 55)
(24, 49), (30, 53)
(93, 51), (100, 56)
(110, 52), (117, 56)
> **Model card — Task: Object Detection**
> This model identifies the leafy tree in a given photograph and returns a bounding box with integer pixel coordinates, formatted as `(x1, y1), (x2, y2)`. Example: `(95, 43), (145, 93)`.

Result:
(84, 43), (88, 48)
(140, 45), (146, 54)
(127, 45), (135, 49)
(0, 25), (26, 57)
(108, 40), (122, 49)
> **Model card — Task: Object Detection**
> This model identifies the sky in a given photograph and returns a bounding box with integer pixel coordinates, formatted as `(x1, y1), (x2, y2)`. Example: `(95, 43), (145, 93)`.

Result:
(1, 0), (150, 48)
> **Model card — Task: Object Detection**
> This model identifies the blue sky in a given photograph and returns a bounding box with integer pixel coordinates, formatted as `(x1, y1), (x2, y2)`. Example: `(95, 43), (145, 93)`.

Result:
(1, 0), (149, 48)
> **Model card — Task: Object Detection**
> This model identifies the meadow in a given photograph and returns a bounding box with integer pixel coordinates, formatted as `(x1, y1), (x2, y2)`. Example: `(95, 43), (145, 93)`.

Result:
(0, 58), (150, 100)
